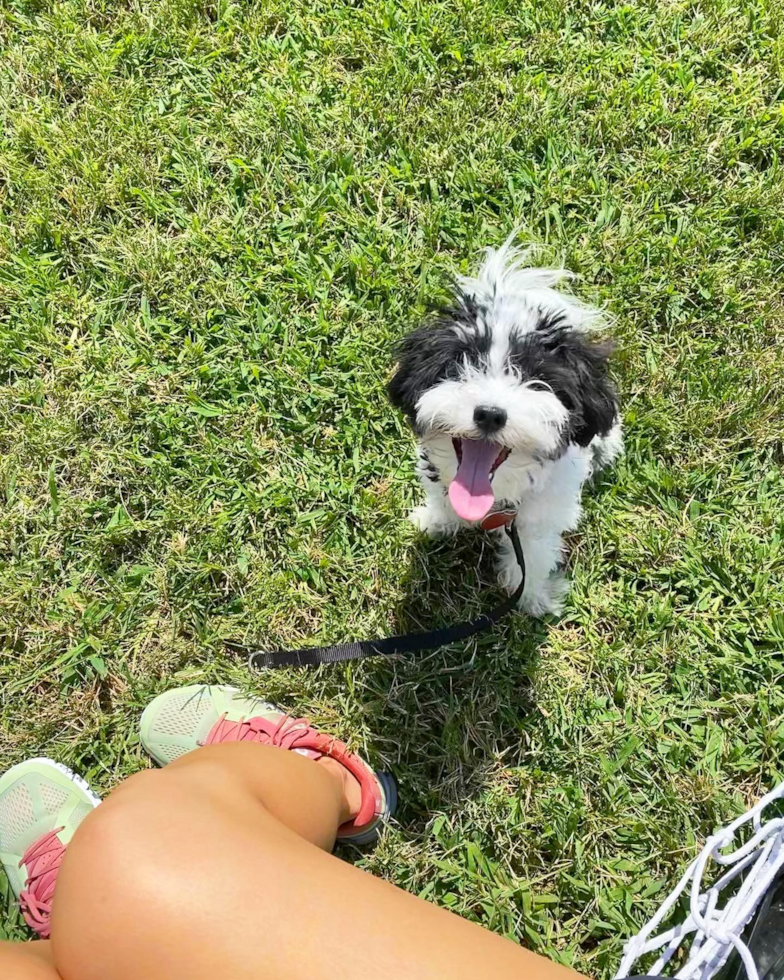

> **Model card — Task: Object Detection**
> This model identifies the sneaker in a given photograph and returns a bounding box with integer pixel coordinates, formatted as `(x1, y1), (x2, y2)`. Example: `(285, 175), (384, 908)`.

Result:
(0, 758), (101, 937)
(140, 685), (396, 845)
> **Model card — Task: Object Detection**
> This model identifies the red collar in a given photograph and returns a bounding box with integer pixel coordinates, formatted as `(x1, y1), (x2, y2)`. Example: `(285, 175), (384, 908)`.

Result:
(479, 509), (517, 531)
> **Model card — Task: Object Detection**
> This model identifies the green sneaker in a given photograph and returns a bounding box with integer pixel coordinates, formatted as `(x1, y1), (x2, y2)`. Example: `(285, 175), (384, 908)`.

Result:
(140, 684), (396, 845)
(0, 758), (100, 937)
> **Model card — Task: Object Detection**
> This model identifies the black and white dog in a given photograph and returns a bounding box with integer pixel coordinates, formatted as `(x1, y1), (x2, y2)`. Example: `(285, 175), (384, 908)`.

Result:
(389, 240), (622, 616)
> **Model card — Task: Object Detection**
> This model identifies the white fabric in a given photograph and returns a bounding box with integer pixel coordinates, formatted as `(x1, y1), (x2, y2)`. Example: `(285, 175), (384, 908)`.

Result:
(616, 780), (784, 980)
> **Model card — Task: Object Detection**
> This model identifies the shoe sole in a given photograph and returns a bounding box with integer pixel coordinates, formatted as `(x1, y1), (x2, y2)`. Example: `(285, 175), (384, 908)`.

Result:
(0, 757), (102, 807)
(339, 771), (398, 846)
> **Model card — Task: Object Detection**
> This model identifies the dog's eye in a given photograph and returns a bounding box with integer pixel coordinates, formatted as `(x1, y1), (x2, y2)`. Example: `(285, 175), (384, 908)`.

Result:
(528, 381), (549, 392)
(442, 360), (464, 382)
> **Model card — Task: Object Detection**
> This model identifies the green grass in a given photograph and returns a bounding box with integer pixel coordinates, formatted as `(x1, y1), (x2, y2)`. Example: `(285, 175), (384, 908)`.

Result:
(1, 0), (783, 970)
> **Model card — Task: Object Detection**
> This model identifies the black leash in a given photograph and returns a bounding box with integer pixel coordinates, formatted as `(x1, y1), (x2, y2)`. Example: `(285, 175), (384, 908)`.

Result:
(226, 514), (525, 670)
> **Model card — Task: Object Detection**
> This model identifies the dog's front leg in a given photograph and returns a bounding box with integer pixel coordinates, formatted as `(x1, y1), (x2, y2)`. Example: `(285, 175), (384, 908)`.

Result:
(498, 451), (590, 616)
(410, 486), (461, 537)
(409, 455), (461, 537)
(496, 523), (569, 616)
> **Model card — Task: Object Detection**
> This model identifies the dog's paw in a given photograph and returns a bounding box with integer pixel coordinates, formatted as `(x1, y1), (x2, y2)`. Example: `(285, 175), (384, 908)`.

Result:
(519, 572), (570, 618)
(409, 504), (455, 537)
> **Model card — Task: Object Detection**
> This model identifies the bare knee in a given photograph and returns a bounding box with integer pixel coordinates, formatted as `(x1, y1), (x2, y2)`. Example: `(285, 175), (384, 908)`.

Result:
(54, 775), (169, 917)
(49, 760), (288, 980)
(98, 754), (249, 817)
(50, 771), (216, 978)
(52, 759), (267, 926)
(59, 762), (233, 873)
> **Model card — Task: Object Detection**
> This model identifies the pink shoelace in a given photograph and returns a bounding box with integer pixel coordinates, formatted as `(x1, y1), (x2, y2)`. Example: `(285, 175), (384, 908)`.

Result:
(203, 713), (380, 829)
(204, 713), (325, 756)
(19, 829), (66, 939)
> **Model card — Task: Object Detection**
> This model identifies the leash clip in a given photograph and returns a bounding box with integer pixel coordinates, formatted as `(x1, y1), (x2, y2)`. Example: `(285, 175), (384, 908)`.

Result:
(224, 641), (276, 671)
(247, 649), (276, 671)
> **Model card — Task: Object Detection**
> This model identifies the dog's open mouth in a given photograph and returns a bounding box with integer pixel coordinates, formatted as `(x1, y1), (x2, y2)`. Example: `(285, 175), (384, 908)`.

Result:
(449, 439), (511, 522)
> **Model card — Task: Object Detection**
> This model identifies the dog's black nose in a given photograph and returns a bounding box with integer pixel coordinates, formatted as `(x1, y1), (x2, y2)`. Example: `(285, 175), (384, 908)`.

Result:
(473, 405), (507, 434)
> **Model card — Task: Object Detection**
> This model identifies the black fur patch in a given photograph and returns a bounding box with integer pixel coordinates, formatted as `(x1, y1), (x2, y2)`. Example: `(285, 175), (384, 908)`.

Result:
(389, 298), (490, 429)
(534, 308), (569, 337)
(432, 295), (492, 350)
(418, 449), (440, 481)
(508, 324), (618, 446)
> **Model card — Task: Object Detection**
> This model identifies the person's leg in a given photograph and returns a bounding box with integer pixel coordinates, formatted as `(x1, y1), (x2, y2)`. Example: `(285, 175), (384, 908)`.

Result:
(0, 940), (61, 980)
(51, 739), (578, 980)
(5, 688), (581, 980)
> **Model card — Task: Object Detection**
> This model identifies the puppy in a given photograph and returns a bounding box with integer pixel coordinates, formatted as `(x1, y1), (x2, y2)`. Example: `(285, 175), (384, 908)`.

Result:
(389, 240), (622, 616)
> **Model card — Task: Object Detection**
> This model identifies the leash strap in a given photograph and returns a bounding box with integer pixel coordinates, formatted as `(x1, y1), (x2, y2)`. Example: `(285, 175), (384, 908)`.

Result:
(228, 519), (525, 670)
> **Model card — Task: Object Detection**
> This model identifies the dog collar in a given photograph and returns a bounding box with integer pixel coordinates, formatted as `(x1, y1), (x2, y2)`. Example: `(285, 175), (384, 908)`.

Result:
(479, 509), (517, 531)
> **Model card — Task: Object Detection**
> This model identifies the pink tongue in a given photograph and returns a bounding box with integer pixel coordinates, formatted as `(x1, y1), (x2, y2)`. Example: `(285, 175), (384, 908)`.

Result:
(449, 439), (499, 521)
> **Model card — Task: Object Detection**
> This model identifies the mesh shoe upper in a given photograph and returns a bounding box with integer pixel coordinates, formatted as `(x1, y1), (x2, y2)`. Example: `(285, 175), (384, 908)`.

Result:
(0, 758), (100, 936)
(140, 685), (278, 765)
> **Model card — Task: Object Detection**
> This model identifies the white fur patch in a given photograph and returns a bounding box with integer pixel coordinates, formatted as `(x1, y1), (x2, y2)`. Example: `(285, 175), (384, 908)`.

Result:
(416, 371), (569, 457)
(457, 235), (606, 335)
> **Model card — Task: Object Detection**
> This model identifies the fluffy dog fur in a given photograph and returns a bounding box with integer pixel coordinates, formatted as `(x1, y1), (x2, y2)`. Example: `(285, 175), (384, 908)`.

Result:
(389, 240), (623, 616)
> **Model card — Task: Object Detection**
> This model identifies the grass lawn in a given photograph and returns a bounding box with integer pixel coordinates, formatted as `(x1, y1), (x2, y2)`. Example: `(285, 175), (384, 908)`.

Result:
(1, 0), (783, 970)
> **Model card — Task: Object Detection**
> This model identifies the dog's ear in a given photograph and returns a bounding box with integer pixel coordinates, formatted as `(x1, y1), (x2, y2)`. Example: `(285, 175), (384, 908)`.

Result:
(546, 334), (618, 446)
(388, 324), (465, 426)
